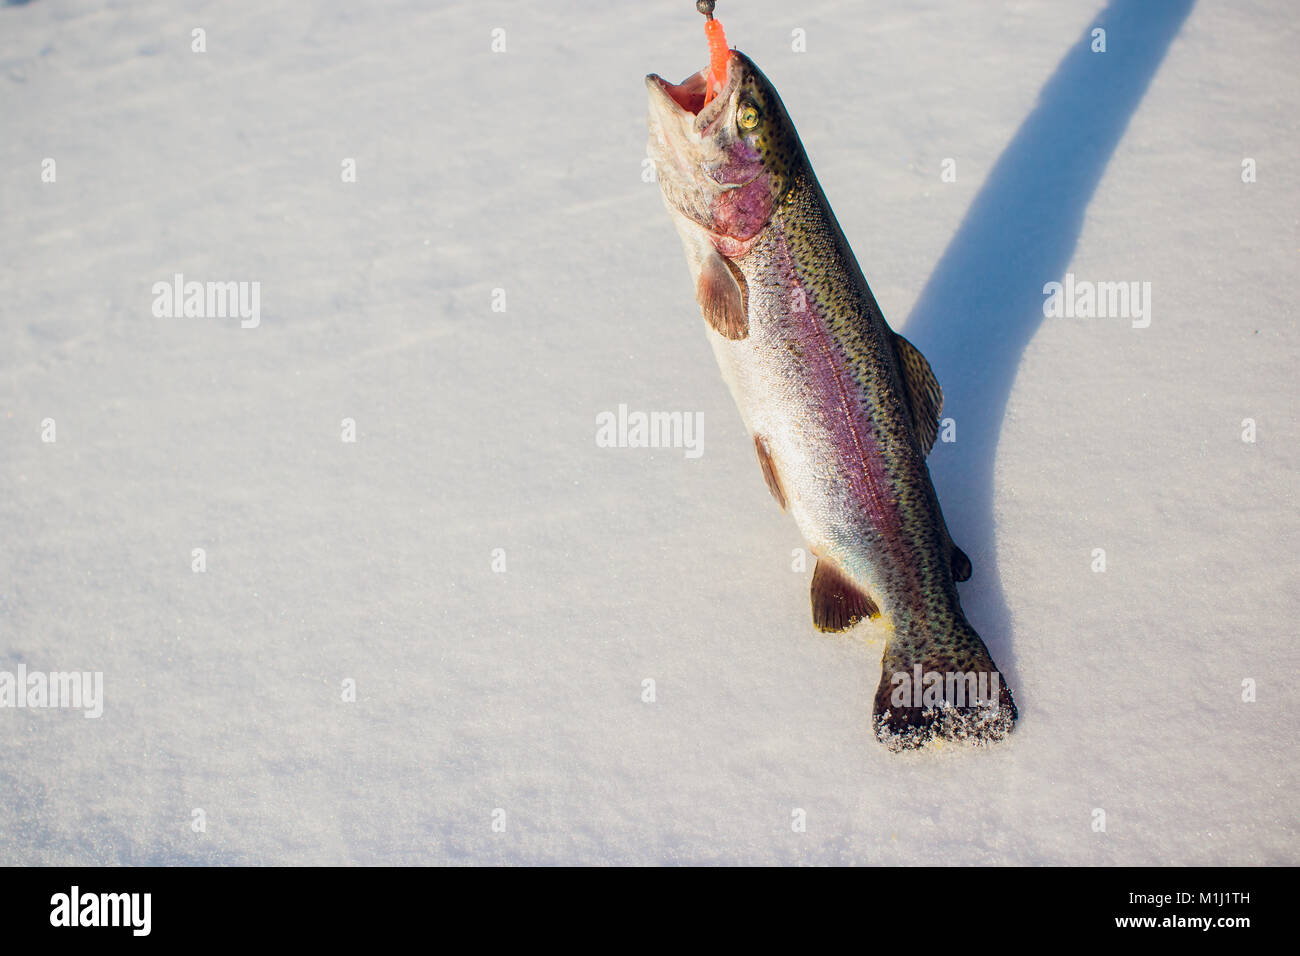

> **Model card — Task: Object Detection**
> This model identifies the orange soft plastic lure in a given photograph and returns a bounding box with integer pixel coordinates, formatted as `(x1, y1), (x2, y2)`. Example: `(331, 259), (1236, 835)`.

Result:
(700, 1), (729, 105)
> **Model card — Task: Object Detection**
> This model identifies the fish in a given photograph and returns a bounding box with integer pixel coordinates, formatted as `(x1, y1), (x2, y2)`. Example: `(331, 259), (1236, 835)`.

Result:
(645, 48), (1017, 750)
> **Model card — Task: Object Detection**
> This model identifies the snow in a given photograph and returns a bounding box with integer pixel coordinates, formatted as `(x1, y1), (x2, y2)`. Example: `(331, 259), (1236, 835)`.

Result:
(0, 0), (1295, 865)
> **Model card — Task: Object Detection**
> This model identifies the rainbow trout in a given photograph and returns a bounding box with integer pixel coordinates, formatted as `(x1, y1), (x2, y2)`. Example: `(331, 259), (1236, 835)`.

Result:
(646, 49), (1016, 749)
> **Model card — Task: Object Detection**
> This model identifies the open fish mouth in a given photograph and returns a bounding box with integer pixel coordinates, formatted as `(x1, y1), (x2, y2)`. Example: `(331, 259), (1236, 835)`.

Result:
(646, 68), (712, 116)
(645, 50), (740, 127)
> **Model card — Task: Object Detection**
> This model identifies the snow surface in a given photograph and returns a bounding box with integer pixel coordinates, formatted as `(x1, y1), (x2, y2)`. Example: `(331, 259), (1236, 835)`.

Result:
(1, 0), (1295, 865)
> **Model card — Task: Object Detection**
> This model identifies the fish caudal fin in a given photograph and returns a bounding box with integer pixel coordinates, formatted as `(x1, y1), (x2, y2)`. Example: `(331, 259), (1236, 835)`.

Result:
(871, 619), (1016, 751)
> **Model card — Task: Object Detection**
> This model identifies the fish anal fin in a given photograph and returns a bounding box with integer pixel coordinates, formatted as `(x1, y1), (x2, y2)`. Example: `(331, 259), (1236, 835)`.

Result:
(811, 559), (880, 632)
(753, 435), (787, 510)
(891, 332), (943, 453)
(697, 250), (748, 340)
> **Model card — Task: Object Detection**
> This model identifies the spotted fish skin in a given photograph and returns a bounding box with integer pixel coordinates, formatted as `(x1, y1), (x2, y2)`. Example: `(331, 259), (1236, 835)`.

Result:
(647, 50), (1016, 749)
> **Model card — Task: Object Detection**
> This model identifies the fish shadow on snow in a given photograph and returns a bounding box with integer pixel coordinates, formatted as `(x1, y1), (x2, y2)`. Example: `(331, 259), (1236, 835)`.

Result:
(900, 0), (1195, 710)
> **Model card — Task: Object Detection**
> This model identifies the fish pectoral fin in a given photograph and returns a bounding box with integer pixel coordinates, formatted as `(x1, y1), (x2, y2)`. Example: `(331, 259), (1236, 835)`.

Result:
(890, 331), (943, 453)
(811, 559), (880, 632)
(752, 434), (787, 510)
(696, 250), (748, 340)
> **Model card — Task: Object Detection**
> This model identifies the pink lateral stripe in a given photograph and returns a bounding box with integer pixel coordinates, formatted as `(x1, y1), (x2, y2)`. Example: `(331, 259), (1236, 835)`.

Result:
(770, 232), (906, 550)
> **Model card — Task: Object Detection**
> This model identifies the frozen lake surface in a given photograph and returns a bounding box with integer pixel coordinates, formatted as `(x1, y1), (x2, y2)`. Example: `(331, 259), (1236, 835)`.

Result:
(0, 0), (1295, 864)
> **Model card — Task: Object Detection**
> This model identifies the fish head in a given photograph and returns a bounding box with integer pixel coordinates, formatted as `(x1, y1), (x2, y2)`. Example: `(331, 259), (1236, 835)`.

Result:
(646, 50), (802, 244)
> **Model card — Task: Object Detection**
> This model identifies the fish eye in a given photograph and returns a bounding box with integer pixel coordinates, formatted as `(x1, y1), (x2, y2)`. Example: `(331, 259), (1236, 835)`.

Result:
(737, 104), (760, 130)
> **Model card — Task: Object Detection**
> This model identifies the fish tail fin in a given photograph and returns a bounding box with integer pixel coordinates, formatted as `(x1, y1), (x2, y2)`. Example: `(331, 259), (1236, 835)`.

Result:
(872, 615), (1016, 751)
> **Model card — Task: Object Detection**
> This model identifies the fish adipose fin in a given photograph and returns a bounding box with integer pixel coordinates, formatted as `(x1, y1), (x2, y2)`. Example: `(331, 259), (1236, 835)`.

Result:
(811, 559), (879, 632)
(890, 332), (943, 453)
(872, 622), (1017, 751)
(753, 435), (787, 510)
(696, 250), (748, 340)
(950, 543), (972, 582)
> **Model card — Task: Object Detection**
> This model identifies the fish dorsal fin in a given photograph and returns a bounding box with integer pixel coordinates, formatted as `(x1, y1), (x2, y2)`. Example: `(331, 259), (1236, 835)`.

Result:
(890, 332), (943, 454)
(811, 559), (880, 632)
